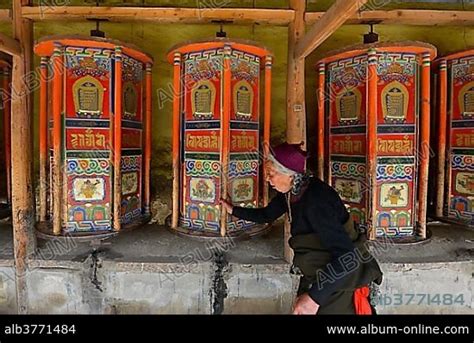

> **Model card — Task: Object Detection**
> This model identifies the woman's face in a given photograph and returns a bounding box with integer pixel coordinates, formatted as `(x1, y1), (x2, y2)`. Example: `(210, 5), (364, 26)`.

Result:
(265, 161), (294, 193)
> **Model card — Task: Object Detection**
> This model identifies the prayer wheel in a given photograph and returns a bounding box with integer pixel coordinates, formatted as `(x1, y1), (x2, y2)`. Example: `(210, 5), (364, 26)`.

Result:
(34, 36), (154, 237)
(316, 42), (437, 240)
(434, 49), (474, 228)
(167, 39), (273, 238)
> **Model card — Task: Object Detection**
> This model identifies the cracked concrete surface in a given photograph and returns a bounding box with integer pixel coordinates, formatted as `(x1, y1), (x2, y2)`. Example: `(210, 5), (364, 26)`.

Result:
(0, 221), (471, 314)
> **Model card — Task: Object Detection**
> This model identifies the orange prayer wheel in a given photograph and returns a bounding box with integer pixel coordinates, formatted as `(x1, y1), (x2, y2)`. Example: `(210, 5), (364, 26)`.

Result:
(167, 39), (273, 238)
(317, 42), (437, 241)
(34, 36), (154, 238)
(433, 49), (474, 228)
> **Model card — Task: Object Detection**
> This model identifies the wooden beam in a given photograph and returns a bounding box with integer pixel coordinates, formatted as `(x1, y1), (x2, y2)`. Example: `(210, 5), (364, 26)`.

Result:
(20, 5), (474, 26)
(305, 9), (474, 26)
(286, 0), (306, 147)
(284, 0), (305, 263)
(0, 33), (21, 57)
(296, 0), (369, 59)
(21, 6), (294, 25)
(11, 0), (35, 315)
(0, 9), (11, 22)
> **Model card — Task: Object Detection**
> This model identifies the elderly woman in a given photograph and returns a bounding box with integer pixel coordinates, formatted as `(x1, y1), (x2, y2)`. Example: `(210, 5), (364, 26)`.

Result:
(221, 142), (382, 315)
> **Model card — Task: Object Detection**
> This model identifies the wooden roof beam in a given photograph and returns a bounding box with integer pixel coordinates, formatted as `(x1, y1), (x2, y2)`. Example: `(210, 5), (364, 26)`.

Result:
(0, 32), (21, 57)
(17, 5), (474, 26)
(295, 0), (369, 59)
(21, 6), (295, 25)
(305, 9), (474, 26)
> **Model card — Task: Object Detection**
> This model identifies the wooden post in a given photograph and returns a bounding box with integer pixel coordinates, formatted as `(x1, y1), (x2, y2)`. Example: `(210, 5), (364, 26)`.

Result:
(11, 0), (35, 314)
(113, 47), (123, 231)
(39, 57), (48, 221)
(367, 48), (378, 241)
(286, 0), (306, 146)
(220, 44), (232, 237)
(263, 55), (272, 206)
(144, 63), (152, 216)
(51, 44), (63, 236)
(283, 0), (305, 263)
(2, 67), (11, 204)
(317, 62), (325, 181)
(436, 60), (448, 219)
(418, 52), (432, 239)
(171, 52), (181, 229)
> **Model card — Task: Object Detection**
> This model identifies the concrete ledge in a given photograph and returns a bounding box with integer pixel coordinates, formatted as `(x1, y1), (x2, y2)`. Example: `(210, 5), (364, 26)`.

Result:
(0, 223), (471, 314)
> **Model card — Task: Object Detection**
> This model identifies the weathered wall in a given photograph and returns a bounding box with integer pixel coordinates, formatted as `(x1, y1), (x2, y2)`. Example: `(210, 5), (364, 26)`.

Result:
(379, 261), (473, 314)
(0, 261), (17, 314)
(0, 259), (471, 314)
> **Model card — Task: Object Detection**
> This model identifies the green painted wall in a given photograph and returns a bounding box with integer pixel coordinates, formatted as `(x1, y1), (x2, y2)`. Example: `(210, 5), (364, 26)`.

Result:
(0, 1), (473, 214)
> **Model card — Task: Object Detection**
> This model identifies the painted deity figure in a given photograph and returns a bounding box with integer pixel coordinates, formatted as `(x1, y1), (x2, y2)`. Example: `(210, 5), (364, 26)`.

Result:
(385, 185), (405, 205)
(192, 179), (213, 201)
(79, 180), (100, 199)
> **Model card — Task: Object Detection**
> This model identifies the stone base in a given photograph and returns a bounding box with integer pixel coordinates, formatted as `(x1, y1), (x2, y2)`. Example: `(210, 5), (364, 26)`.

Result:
(165, 215), (272, 241)
(35, 214), (151, 243)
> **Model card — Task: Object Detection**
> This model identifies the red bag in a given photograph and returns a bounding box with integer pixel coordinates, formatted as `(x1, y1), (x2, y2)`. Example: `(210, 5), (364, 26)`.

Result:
(353, 286), (372, 315)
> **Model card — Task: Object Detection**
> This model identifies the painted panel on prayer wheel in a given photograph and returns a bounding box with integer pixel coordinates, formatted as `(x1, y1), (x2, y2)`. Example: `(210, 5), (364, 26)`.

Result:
(181, 47), (223, 233)
(121, 54), (144, 225)
(327, 54), (368, 229)
(228, 50), (260, 233)
(320, 43), (436, 239)
(169, 40), (273, 237)
(64, 46), (113, 232)
(375, 52), (418, 237)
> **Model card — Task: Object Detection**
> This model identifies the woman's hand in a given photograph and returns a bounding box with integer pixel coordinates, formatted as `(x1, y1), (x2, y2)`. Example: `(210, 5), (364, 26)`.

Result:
(292, 293), (320, 315)
(220, 198), (233, 215)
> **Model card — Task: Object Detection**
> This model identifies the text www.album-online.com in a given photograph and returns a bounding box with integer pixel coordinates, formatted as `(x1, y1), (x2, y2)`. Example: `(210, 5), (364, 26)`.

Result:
(326, 324), (470, 336)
